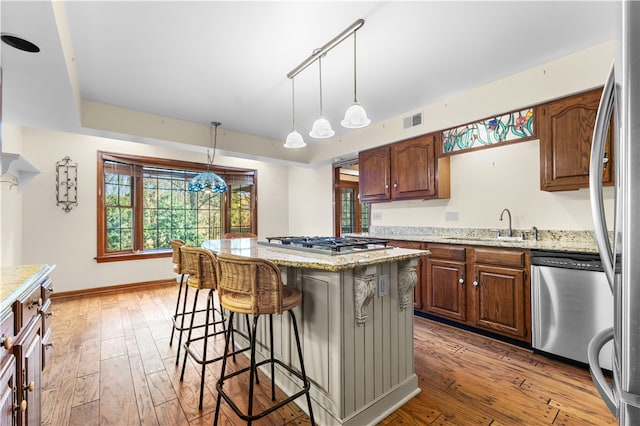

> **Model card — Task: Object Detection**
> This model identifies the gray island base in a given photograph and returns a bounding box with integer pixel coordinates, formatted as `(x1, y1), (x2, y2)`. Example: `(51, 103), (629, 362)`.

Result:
(202, 238), (427, 425)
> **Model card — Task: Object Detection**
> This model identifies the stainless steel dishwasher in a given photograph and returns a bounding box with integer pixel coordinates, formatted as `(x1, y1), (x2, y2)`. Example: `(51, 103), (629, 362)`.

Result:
(531, 250), (613, 370)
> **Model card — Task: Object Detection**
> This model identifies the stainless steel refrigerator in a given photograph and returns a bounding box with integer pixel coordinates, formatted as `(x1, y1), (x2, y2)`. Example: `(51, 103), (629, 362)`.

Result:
(588, 1), (640, 424)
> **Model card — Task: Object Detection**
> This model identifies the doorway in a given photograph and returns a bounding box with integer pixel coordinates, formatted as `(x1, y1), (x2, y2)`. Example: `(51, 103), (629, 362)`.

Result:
(333, 160), (370, 237)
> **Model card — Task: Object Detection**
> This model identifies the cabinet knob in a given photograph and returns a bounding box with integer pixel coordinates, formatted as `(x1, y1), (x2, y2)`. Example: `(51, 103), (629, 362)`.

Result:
(44, 342), (53, 350)
(26, 381), (35, 392)
(47, 287), (55, 293)
(15, 400), (27, 412)
(393, 182), (398, 189)
(385, 184), (389, 189)
(1, 336), (12, 350)
(459, 276), (464, 285)
(473, 279), (479, 288)
(45, 312), (53, 318)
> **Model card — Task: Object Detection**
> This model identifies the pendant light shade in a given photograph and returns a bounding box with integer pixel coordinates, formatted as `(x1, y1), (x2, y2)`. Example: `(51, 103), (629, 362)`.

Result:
(342, 31), (370, 129)
(188, 122), (228, 193)
(309, 57), (335, 139)
(284, 78), (306, 148)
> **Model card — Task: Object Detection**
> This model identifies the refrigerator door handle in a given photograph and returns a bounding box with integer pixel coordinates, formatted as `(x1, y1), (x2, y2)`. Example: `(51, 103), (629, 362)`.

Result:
(589, 63), (616, 290)
(588, 327), (618, 416)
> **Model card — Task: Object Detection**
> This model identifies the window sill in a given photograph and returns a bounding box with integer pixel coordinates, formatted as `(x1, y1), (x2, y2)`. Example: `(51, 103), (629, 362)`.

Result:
(96, 250), (172, 263)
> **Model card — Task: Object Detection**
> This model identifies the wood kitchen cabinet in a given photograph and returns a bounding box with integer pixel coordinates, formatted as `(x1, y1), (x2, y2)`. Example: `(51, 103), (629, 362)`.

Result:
(471, 248), (530, 341)
(359, 133), (450, 202)
(0, 265), (54, 426)
(419, 244), (531, 343)
(424, 244), (467, 322)
(538, 87), (614, 191)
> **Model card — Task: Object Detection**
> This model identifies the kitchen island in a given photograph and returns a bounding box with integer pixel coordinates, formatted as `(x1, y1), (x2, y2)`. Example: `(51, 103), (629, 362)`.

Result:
(202, 238), (428, 426)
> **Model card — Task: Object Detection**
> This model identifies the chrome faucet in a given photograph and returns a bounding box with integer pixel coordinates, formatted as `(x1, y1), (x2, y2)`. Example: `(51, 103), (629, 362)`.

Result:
(499, 208), (512, 237)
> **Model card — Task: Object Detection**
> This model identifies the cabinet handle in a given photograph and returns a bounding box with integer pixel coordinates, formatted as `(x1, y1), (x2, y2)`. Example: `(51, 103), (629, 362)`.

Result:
(28, 297), (43, 310)
(473, 278), (479, 288)
(393, 182), (398, 189)
(1, 336), (12, 350)
(25, 381), (35, 392)
(459, 275), (464, 286)
(45, 312), (53, 318)
(47, 287), (55, 293)
(385, 183), (389, 189)
(44, 342), (53, 349)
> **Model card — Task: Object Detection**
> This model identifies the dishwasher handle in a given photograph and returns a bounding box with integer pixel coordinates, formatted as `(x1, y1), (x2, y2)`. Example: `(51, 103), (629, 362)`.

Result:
(588, 327), (618, 416)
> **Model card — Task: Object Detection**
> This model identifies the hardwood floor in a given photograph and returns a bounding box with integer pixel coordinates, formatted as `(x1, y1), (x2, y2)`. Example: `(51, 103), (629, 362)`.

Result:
(43, 284), (617, 425)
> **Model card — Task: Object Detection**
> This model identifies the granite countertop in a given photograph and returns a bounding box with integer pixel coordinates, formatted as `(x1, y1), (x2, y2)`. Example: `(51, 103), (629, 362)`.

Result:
(0, 264), (56, 313)
(347, 227), (601, 254)
(202, 238), (428, 272)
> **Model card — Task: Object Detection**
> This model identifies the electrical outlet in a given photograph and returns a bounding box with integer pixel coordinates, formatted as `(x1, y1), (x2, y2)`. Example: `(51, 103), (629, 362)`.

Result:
(373, 212), (383, 220)
(445, 211), (459, 221)
(378, 274), (389, 298)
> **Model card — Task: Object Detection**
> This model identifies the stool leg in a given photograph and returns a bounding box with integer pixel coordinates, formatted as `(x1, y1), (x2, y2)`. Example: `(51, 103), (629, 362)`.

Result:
(169, 274), (185, 344)
(198, 289), (213, 410)
(214, 311), (235, 426)
(175, 283), (190, 365)
(247, 315), (260, 426)
(289, 310), (315, 425)
(270, 314), (275, 401)
(180, 288), (200, 381)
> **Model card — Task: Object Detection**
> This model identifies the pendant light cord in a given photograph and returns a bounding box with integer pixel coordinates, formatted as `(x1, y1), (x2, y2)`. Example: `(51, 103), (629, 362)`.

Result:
(318, 57), (324, 116)
(353, 32), (358, 103)
(207, 121), (221, 168)
(291, 79), (296, 129)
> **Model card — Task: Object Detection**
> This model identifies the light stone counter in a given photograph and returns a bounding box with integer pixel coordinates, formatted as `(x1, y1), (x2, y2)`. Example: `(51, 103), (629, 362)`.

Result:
(202, 238), (427, 425)
(349, 226), (601, 253)
(0, 264), (56, 313)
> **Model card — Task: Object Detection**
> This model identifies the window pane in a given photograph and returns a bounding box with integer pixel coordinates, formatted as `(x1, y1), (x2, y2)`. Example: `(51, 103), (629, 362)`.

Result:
(341, 188), (355, 234)
(361, 202), (370, 233)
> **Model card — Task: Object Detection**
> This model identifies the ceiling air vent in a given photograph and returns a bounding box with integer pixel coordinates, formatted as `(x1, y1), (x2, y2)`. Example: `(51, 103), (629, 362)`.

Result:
(403, 112), (422, 130)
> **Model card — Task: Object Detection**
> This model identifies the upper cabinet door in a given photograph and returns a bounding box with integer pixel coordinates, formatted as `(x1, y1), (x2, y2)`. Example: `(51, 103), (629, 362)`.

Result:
(538, 87), (614, 191)
(391, 134), (437, 200)
(359, 145), (391, 202)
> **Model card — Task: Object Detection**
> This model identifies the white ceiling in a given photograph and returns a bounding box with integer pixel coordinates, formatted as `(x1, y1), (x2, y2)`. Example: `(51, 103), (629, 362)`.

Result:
(1, 1), (617, 163)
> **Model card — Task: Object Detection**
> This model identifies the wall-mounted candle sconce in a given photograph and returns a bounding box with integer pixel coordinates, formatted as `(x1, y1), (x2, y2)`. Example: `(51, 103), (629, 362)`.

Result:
(56, 156), (78, 212)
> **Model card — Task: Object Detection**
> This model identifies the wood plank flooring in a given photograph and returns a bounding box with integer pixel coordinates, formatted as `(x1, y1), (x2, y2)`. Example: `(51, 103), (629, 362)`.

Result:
(43, 284), (617, 425)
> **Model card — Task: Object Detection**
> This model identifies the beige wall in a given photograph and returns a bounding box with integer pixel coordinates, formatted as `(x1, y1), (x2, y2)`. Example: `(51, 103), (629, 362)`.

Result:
(4, 126), (290, 292)
(1, 126), (25, 266)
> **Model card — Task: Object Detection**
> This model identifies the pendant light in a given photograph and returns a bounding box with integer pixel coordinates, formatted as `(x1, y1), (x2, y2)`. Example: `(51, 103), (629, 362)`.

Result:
(341, 31), (370, 128)
(284, 78), (306, 148)
(188, 122), (228, 194)
(309, 56), (335, 139)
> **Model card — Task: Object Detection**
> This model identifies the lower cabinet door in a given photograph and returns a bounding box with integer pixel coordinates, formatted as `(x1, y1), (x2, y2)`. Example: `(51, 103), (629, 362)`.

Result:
(472, 265), (526, 338)
(0, 356), (17, 426)
(14, 319), (41, 426)
(426, 259), (466, 321)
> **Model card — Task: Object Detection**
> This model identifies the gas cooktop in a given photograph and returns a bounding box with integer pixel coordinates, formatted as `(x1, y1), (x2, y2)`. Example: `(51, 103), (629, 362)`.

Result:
(258, 236), (389, 255)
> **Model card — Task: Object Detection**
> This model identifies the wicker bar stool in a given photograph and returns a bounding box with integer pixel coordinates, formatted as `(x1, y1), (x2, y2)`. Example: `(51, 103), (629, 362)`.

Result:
(178, 246), (227, 410)
(213, 253), (315, 426)
(169, 239), (189, 364)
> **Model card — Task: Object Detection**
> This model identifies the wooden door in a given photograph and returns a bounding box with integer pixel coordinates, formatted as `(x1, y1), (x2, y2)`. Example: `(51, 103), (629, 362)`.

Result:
(472, 265), (526, 339)
(426, 258), (466, 321)
(0, 356), (16, 426)
(358, 146), (390, 202)
(539, 87), (614, 191)
(391, 134), (436, 200)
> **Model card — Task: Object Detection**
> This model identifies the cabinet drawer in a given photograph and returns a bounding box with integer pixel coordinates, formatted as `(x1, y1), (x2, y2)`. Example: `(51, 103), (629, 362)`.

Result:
(427, 244), (466, 261)
(474, 248), (525, 268)
(41, 278), (54, 303)
(16, 286), (42, 332)
(0, 311), (14, 366)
